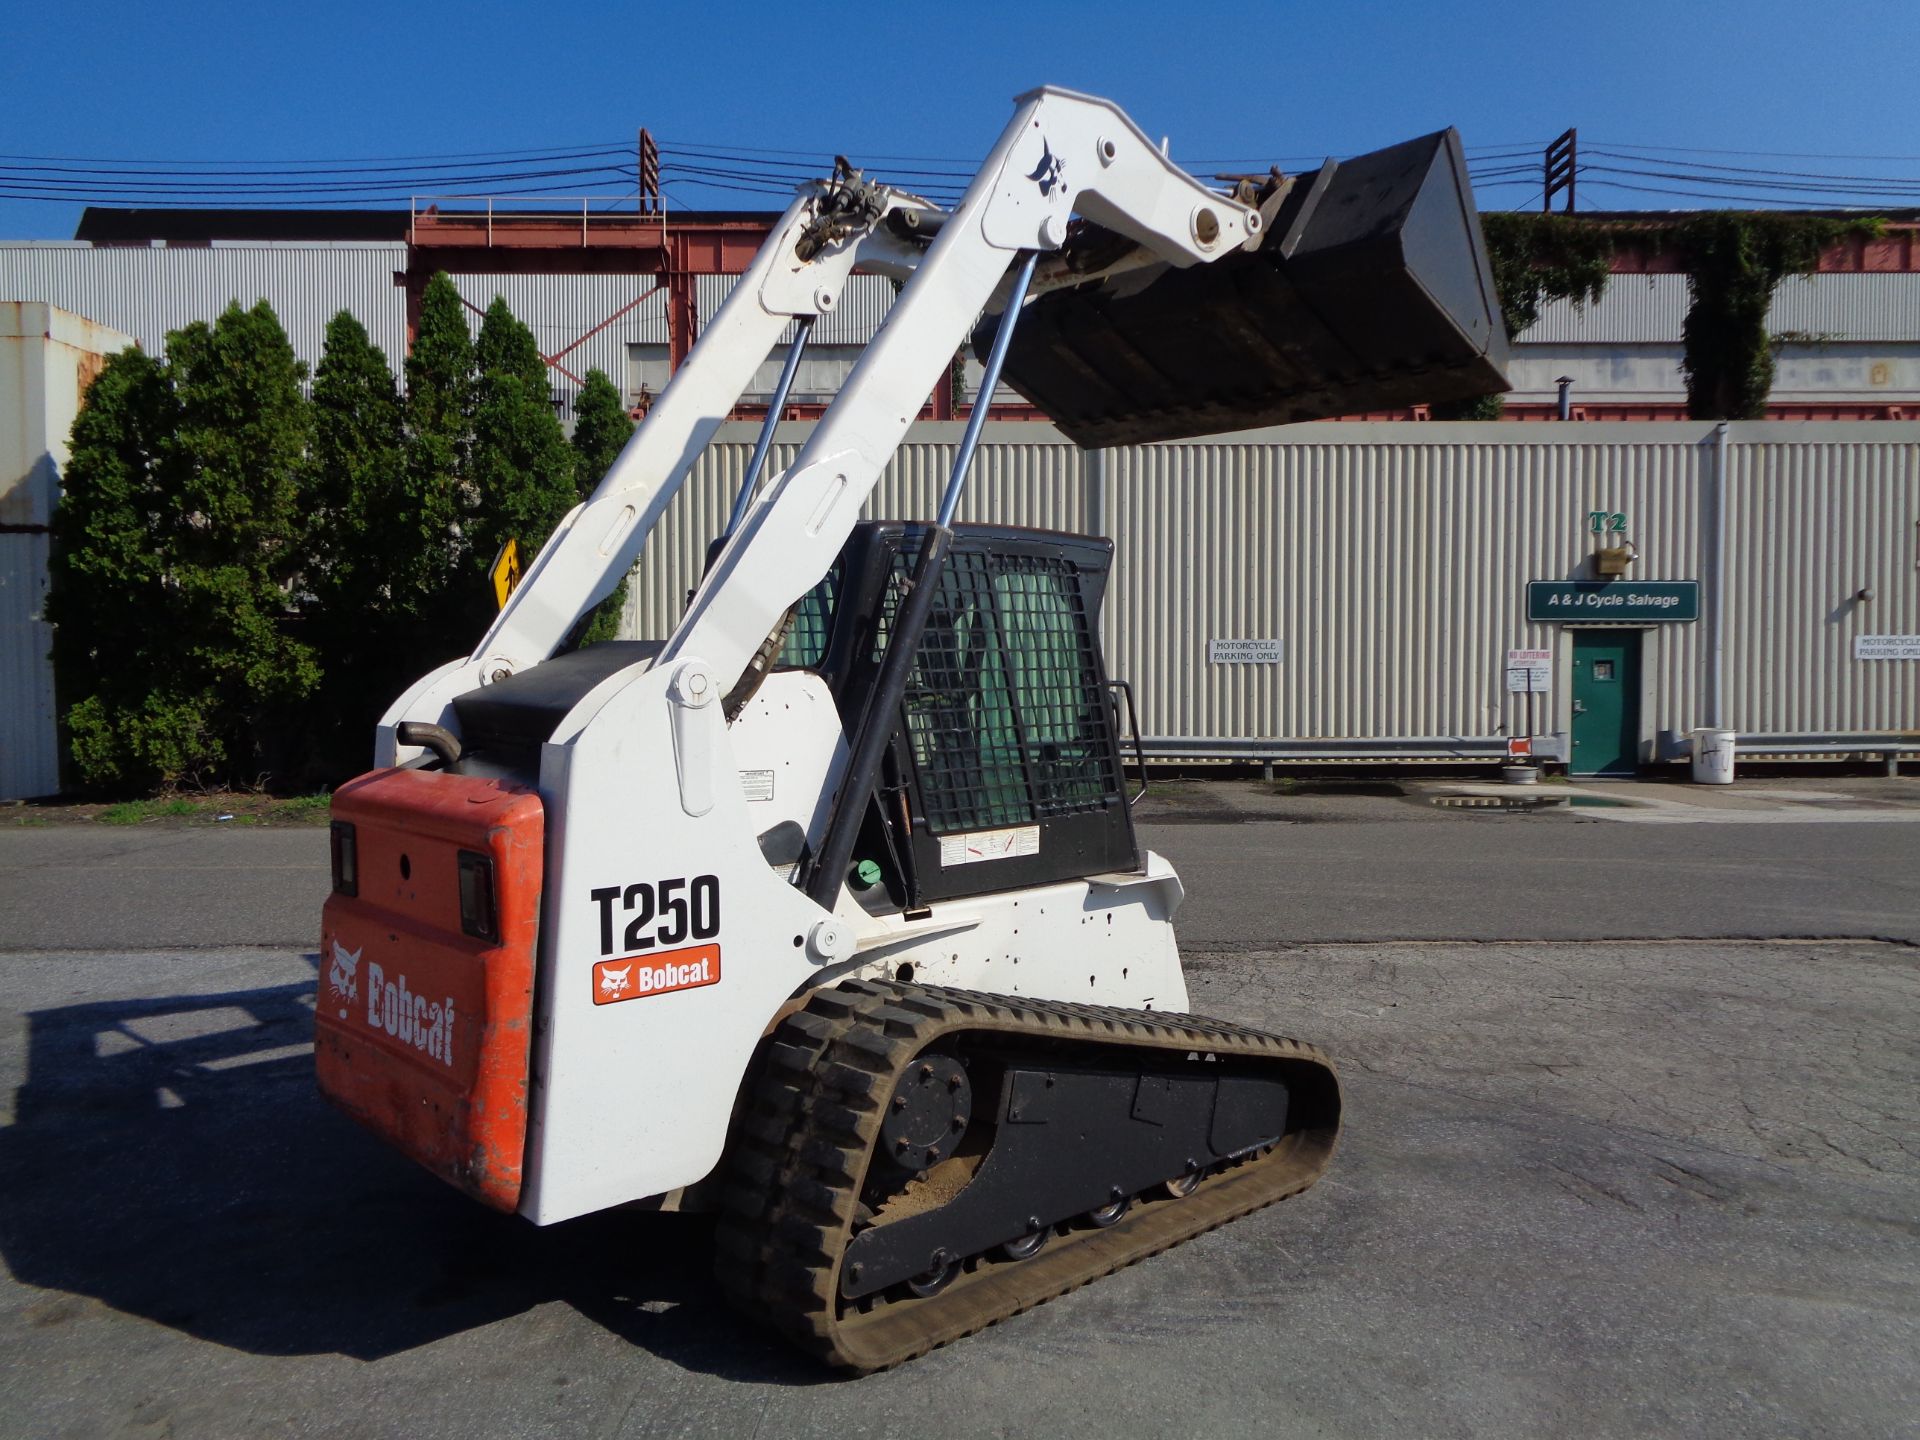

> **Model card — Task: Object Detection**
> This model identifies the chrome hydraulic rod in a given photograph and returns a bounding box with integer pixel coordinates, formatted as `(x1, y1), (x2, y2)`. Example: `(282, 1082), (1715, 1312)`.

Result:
(936, 251), (1039, 528)
(725, 316), (817, 540)
(805, 251), (1040, 909)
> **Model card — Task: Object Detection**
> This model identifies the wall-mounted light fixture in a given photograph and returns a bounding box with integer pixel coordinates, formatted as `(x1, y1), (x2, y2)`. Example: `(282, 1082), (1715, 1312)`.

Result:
(1594, 538), (1638, 577)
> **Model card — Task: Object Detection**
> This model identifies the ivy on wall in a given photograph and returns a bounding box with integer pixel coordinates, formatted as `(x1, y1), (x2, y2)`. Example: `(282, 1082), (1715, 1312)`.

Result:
(1464, 210), (1881, 421)
(1480, 213), (1616, 341)
(1665, 213), (1861, 420)
(1432, 214), (1616, 418)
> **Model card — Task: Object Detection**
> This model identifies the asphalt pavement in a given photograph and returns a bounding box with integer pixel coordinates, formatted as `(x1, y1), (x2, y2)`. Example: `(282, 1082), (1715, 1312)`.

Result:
(0, 937), (1913, 1439)
(0, 784), (1915, 1438)
(4, 777), (1917, 951)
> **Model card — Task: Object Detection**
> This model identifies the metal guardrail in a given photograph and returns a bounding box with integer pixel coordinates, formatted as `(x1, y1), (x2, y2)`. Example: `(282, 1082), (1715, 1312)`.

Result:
(1138, 734), (1918, 766)
(1736, 735), (1920, 756)
(1139, 736), (1510, 761)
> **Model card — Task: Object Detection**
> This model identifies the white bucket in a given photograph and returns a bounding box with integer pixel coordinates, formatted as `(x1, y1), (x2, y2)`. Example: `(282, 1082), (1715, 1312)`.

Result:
(1691, 728), (1737, 785)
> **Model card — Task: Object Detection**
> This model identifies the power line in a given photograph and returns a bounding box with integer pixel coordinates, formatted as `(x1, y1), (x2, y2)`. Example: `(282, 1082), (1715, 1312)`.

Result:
(0, 179), (639, 208)
(1575, 177), (1887, 209)
(1586, 148), (1920, 187)
(1589, 140), (1920, 163)
(0, 149), (633, 181)
(1579, 163), (1920, 202)
(1, 133), (1914, 214)
(0, 141), (636, 166)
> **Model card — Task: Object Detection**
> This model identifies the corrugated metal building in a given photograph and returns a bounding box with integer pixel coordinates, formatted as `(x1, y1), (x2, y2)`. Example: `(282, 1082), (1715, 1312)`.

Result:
(629, 420), (1919, 770)
(1515, 273), (1920, 417)
(0, 242), (406, 382)
(3, 228), (1915, 789)
(1, 304), (133, 800)
(0, 244), (669, 420)
(3, 242), (1913, 420)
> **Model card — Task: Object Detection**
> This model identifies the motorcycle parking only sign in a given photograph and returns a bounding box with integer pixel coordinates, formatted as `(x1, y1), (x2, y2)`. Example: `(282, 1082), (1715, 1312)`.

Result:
(1855, 635), (1920, 660)
(1208, 638), (1283, 663)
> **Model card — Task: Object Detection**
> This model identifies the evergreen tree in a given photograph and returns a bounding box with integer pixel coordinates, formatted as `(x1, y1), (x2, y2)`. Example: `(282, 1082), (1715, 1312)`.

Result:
(47, 348), (186, 785)
(404, 273), (474, 574)
(569, 367), (635, 645)
(49, 303), (318, 789)
(465, 296), (575, 633)
(307, 311), (435, 771)
(311, 311), (408, 612)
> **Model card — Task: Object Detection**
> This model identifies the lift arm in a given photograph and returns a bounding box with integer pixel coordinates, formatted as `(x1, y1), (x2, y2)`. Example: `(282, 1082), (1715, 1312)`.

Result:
(666, 86), (1259, 693)
(381, 87), (1259, 757)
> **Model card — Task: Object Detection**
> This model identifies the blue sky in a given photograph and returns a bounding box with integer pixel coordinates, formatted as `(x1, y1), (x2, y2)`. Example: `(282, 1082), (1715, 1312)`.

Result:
(4, 0), (1917, 238)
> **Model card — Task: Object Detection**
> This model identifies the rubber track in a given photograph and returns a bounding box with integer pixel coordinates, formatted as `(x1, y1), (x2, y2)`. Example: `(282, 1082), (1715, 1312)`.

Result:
(713, 979), (1341, 1372)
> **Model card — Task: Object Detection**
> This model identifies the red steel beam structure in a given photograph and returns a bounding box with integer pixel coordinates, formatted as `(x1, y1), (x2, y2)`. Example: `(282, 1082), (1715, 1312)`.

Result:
(1601, 218), (1920, 275)
(399, 205), (979, 419)
(399, 207), (1918, 422)
(402, 207), (765, 365)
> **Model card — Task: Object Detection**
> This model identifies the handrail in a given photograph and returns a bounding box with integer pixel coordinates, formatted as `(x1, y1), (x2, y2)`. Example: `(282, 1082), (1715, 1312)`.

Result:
(407, 193), (673, 248)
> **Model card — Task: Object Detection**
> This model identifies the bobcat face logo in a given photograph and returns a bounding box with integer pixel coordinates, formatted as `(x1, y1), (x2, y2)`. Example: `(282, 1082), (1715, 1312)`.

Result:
(599, 964), (633, 1000)
(1026, 139), (1063, 197)
(328, 941), (361, 1019)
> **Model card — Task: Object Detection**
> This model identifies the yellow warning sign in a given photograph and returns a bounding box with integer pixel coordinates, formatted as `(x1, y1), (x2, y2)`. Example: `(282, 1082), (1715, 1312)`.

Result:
(490, 538), (521, 610)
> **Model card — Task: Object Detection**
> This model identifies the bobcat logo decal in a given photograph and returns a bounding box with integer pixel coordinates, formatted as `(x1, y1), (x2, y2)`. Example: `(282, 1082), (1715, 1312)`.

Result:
(328, 940), (361, 1019)
(599, 964), (634, 1000)
(1026, 138), (1063, 197)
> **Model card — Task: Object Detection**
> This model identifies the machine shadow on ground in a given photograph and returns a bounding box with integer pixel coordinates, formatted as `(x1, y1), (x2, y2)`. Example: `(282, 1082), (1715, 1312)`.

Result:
(0, 962), (824, 1385)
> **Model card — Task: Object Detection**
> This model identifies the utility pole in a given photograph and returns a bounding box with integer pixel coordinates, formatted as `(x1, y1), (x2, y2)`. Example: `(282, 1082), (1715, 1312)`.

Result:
(638, 128), (661, 215)
(1543, 128), (1577, 214)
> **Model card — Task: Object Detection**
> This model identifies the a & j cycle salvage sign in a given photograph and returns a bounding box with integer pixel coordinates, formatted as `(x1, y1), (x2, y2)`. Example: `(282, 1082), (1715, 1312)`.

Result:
(1526, 580), (1700, 623)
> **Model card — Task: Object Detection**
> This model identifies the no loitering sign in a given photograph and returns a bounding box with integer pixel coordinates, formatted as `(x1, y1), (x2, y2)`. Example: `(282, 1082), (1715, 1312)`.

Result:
(1505, 648), (1552, 693)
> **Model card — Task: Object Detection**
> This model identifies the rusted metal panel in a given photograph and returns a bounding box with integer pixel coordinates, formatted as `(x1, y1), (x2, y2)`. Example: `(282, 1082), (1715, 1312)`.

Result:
(0, 304), (135, 800)
(0, 530), (59, 799)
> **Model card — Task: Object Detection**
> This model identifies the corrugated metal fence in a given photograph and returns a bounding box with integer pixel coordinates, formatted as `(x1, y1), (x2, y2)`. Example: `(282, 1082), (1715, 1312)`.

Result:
(1722, 434), (1918, 734)
(627, 421), (1918, 759)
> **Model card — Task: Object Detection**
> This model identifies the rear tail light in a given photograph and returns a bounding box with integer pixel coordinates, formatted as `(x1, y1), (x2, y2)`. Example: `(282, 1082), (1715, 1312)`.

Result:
(458, 851), (499, 943)
(330, 821), (358, 896)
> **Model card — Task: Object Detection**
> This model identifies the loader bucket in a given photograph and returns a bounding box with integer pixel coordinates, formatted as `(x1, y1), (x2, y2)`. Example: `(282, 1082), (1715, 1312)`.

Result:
(980, 128), (1510, 446)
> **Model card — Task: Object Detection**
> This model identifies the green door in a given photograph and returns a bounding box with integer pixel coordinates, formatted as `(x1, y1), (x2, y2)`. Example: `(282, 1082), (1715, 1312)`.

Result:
(1570, 632), (1640, 776)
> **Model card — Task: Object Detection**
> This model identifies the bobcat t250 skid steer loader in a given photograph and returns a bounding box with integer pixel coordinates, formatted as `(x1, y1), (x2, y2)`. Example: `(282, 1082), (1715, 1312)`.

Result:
(318, 86), (1507, 1370)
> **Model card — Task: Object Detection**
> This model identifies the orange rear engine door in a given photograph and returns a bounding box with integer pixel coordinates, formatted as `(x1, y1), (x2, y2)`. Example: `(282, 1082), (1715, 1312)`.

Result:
(317, 768), (543, 1213)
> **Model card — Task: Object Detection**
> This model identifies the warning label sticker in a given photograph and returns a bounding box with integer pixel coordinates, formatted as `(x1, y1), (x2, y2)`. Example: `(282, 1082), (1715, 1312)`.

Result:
(739, 769), (775, 802)
(939, 825), (1040, 868)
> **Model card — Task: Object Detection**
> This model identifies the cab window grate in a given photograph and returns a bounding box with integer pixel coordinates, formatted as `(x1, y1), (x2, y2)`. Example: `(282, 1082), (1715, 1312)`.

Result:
(898, 548), (1121, 835)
